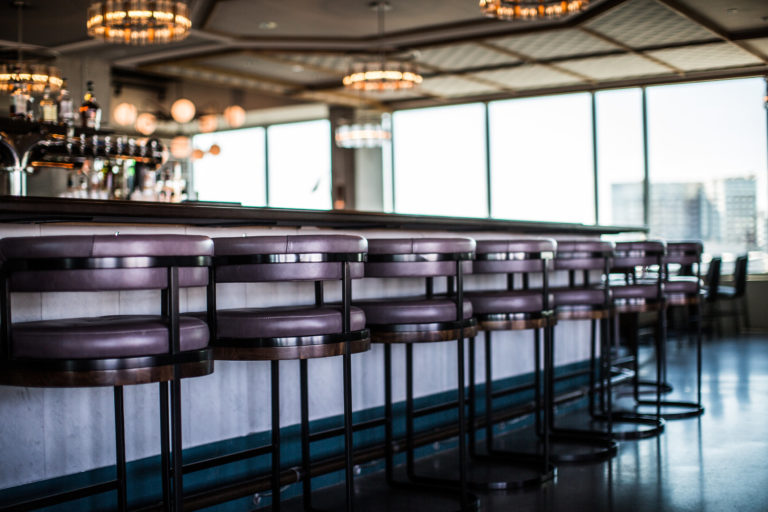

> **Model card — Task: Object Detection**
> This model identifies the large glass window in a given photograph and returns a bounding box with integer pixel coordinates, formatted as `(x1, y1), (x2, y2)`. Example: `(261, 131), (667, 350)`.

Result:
(267, 120), (332, 210)
(192, 127), (266, 205)
(392, 103), (488, 217)
(647, 78), (767, 271)
(489, 93), (595, 223)
(596, 88), (645, 227)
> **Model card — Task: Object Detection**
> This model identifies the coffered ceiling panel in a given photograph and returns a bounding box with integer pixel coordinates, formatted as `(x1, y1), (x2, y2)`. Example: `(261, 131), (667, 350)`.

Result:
(195, 53), (339, 85)
(473, 65), (583, 90)
(557, 53), (671, 79)
(415, 43), (518, 71)
(419, 75), (504, 97)
(647, 42), (764, 71)
(744, 38), (768, 57)
(488, 28), (619, 60)
(268, 53), (351, 74)
(585, 0), (716, 47)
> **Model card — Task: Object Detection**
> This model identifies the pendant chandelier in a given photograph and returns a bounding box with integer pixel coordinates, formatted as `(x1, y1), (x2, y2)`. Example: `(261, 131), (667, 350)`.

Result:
(335, 120), (391, 149)
(342, 1), (422, 92)
(87, 0), (192, 45)
(0, 1), (62, 95)
(479, 0), (589, 20)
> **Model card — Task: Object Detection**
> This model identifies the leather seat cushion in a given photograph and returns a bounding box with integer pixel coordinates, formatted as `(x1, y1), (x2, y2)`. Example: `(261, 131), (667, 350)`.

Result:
(664, 276), (700, 294)
(611, 284), (661, 300)
(213, 306), (366, 339)
(12, 315), (209, 359)
(552, 287), (607, 307)
(355, 297), (473, 325)
(466, 290), (550, 314)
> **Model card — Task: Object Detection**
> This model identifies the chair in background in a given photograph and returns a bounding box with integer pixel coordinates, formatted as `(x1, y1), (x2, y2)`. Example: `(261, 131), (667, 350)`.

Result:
(716, 255), (749, 334)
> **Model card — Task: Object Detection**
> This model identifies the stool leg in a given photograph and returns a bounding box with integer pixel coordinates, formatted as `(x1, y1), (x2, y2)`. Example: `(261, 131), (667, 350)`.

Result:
(159, 382), (171, 512)
(542, 321), (553, 473)
(468, 337), (477, 456)
(588, 321), (596, 417)
(601, 315), (613, 436)
(484, 334), (493, 454)
(343, 343), (355, 512)
(271, 360), (281, 512)
(300, 359), (312, 511)
(696, 300), (703, 408)
(170, 377), (183, 512)
(405, 344), (415, 480)
(384, 344), (394, 485)
(114, 386), (127, 512)
(534, 328), (542, 437)
(457, 336), (469, 511)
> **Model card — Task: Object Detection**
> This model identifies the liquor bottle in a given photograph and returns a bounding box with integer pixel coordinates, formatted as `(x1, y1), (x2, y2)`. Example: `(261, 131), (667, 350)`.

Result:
(79, 80), (102, 130)
(39, 85), (58, 123)
(58, 79), (75, 127)
(9, 82), (29, 119)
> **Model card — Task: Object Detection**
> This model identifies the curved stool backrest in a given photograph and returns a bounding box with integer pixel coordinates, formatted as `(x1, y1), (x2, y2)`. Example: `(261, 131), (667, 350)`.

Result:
(213, 234), (366, 283)
(0, 234), (214, 369)
(365, 237), (474, 279)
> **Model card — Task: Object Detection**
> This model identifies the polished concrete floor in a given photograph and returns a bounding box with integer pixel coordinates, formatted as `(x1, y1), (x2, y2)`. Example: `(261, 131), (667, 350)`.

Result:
(272, 333), (768, 512)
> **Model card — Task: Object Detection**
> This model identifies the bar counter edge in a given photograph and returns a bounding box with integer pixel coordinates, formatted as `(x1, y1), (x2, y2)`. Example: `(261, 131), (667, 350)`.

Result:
(0, 196), (647, 234)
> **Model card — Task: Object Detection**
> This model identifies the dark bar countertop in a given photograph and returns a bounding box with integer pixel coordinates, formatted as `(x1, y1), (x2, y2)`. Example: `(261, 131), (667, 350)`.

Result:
(0, 196), (647, 234)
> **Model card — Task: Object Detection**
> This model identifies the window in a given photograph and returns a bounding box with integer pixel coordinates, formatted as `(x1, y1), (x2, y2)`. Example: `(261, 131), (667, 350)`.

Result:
(267, 120), (332, 210)
(392, 103), (488, 217)
(489, 93), (595, 224)
(192, 127), (266, 206)
(596, 88), (645, 227)
(647, 78), (767, 271)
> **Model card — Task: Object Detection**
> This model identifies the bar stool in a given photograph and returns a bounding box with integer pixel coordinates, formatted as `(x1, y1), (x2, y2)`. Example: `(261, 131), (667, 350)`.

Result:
(645, 241), (705, 419)
(0, 234), (214, 512)
(207, 234), (370, 512)
(464, 239), (556, 488)
(549, 240), (618, 462)
(607, 241), (671, 432)
(354, 237), (479, 511)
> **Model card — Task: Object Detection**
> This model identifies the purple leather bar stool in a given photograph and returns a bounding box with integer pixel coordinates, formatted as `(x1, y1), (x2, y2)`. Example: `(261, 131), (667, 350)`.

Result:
(0, 234), (215, 512)
(663, 241), (705, 416)
(464, 239), (556, 488)
(608, 241), (671, 432)
(355, 237), (479, 512)
(549, 240), (619, 462)
(207, 235), (370, 512)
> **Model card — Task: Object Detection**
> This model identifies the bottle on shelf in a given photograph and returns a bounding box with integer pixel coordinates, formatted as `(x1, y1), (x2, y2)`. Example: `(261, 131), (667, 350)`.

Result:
(9, 79), (30, 119)
(39, 85), (58, 123)
(79, 80), (102, 130)
(58, 79), (75, 129)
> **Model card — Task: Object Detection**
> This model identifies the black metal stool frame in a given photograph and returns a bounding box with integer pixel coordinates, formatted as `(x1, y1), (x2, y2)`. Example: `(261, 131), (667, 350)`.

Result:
(206, 251), (370, 512)
(548, 248), (619, 462)
(367, 251), (480, 512)
(0, 254), (213, 512)
(465, 247), (556, 488)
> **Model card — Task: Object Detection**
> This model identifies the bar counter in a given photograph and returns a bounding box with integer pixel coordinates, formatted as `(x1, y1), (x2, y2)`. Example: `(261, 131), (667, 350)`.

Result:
(0, 196), (645, 505)
(0, 196), (645, 234)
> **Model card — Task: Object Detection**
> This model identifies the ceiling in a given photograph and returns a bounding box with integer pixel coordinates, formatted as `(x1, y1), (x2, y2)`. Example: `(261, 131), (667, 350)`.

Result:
(1, 0), (767, 111)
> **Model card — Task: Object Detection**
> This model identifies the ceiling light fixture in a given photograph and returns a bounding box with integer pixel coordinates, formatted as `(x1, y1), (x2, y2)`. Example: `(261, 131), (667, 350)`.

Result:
(479, 0), (589, 21)
(335, 120), (391, 149)
(0, 1), (62, 95)
(87, 0), (192, 45)
(342, 1), (422, 91)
